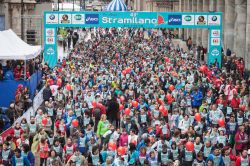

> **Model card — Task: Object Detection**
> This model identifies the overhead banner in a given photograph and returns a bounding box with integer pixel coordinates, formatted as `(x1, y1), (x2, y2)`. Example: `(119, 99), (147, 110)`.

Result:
(44, 11), (222, 67)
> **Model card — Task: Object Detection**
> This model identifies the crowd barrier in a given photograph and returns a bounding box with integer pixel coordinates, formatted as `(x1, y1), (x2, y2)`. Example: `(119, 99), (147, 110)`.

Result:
(0, 70), (42, 107)
(0, 86), (44, 142)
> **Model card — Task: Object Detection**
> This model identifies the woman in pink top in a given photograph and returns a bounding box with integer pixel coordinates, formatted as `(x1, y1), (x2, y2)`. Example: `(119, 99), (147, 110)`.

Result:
(119, 128), (128, 147)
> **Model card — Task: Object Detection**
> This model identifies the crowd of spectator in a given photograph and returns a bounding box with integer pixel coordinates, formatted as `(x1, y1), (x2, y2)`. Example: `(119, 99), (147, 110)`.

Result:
(0, 58), (41, 81)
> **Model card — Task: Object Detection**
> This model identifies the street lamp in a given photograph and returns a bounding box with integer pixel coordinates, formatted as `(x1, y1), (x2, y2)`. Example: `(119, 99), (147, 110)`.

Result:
(21, 0), (24, 40)
(57, 0), (60, 11)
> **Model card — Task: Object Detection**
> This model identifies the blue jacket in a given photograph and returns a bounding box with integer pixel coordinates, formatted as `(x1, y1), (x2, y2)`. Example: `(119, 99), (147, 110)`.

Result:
(101, 163), (116, 166)
(136, 140), (145, 151)
(26, 152), (35, 166)
(128, 150), (139, 164)
(191, 90), (203, 107)
(101, 150), (116, 163)
(206, 154), (224, 166)
(63, 113), (76, 129)
(77, 136), (89, 148)
(11, 156), (30, 166)
(138, 103), (149, 110)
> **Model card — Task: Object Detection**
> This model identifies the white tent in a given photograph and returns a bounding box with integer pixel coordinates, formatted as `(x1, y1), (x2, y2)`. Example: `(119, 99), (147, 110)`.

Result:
(0, 29), (41, 60)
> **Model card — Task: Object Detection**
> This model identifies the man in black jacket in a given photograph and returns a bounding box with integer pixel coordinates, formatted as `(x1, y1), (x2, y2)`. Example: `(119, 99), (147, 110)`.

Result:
(226, 48), (231, 56)
(5, 103), (15, 125)
(72, 32), (79, 48)
(106, 97), (119, 128)
(43, 84), (52, 102)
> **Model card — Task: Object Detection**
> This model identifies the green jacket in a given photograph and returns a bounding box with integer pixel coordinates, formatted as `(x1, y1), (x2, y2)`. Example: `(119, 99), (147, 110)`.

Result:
(97, 120), (109, 137)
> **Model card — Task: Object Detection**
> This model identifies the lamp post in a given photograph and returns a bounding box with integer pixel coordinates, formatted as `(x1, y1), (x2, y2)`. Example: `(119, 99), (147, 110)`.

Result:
(21, 0), (24, 40)
(58, 0), (59, 11)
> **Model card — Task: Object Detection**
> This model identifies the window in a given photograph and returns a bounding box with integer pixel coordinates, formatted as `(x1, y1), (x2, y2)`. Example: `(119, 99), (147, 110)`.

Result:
(0, 15), (5, 31)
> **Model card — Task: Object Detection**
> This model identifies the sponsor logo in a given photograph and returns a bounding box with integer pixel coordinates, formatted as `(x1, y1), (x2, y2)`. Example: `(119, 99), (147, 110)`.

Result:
(208, 15), (220, 25)
(212, 16), (217, 21)
(182, 15), (194, 25)
(213, 31), (219, 36)
(46, 37), (55, 44)
(47, 30), (53, 36)
(211, 38), (220, 46)
(60, 14), (70, 23)
(211, 48), (220, 56)
(184, 15), (192, 21)
(74, 14), (82, 20)
(157, 15), (166, 25)
(102, 17), (157, 25)
(168, 15), (182, 25)
(196, 15), (206, 25)
(212, 39), (219, 44)
(211, 30), (220, 37)
(72, 14), (85, 24)
(85, 14), (99, 24)
(46, 13), (58, 24)
(49, 14), (55, 20)
(46, 47), (55, 55)
(46, 29), (54, 36)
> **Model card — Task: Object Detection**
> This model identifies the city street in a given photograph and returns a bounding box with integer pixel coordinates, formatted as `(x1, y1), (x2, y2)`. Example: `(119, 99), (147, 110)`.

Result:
(0, 0), (250, 166)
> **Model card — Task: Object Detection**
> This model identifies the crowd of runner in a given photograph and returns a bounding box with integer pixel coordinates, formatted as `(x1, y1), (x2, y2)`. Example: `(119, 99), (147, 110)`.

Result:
(0, 28), (250, 166)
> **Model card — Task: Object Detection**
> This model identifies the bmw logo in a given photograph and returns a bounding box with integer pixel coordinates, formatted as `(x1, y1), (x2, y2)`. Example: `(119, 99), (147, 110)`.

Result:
(212, 16), (217, 21)
(49, 14), (55, 20)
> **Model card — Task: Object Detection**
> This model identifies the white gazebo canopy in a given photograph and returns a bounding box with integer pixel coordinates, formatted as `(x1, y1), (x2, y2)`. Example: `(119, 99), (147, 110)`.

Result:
(106, 0), (127, 11)
(0, 29), (41, 60)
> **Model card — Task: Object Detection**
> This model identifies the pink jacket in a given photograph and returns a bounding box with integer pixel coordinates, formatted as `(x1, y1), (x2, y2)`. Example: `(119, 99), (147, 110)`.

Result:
(119, 134), (128, 147)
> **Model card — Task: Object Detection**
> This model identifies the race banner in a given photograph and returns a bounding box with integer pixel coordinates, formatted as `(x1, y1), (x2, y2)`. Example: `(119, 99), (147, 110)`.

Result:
(44, 11), (222, 67)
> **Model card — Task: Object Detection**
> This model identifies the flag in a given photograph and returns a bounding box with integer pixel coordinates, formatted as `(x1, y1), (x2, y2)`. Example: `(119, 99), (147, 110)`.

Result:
(50, 85), (59, 96)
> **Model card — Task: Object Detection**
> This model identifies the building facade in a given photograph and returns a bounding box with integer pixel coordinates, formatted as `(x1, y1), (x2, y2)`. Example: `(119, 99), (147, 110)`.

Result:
(0, 0), (38, 37)
(0, 0), (53, 45)
(131, 0), (250, 69)
(1, 0), (250, 68)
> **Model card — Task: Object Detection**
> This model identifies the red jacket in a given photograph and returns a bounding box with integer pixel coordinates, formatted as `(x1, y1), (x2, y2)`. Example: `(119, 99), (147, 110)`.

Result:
(92, 104), (106, 115)
(234, 131), (248, 150)
(230, 97), (240, 109)
(216, 99), (227, 106)
(235, 156), (250, 166)
(14, 68), (22, 80)
(228, 151), (237, 161)
(38, 143), (49, 158)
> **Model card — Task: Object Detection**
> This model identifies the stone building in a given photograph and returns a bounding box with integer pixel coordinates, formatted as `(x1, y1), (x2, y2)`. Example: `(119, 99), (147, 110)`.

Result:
(1, 0), (250, 68)
(131, 0), (250, 69)
(0, 0), (52, 45)
(0, 0), (109, 44)
(0, 0), (38, 37)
